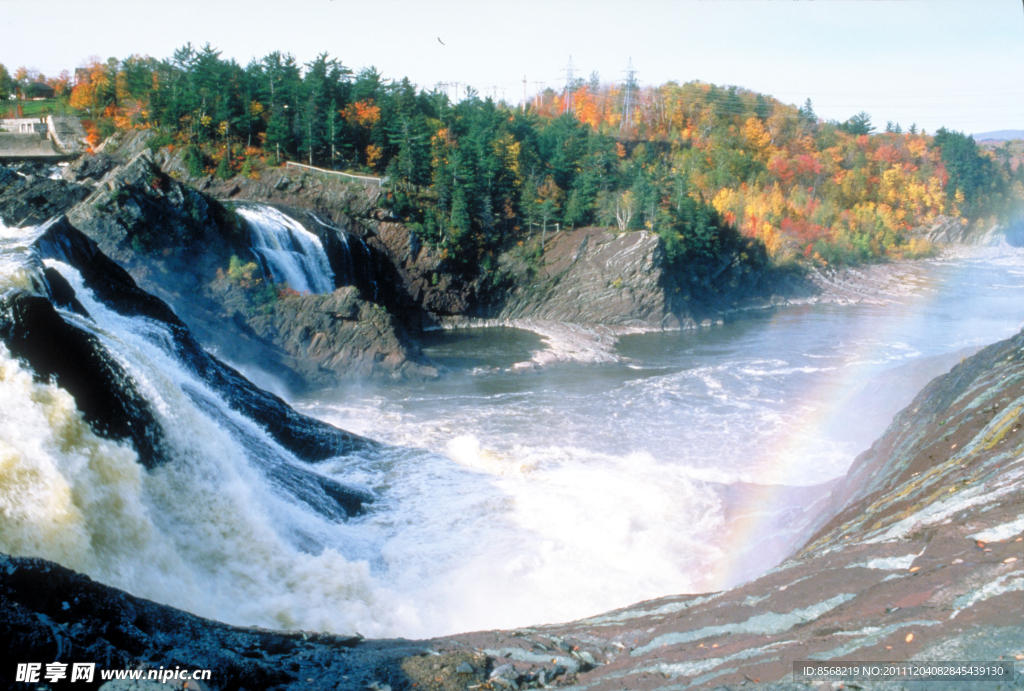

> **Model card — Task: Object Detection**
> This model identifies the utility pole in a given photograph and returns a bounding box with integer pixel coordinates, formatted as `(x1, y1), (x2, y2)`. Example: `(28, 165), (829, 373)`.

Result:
(561, 55), (577, 114)
(522, 75), (527, 112)
(621, 58), (638, 133)
(533, 82), (545, 109)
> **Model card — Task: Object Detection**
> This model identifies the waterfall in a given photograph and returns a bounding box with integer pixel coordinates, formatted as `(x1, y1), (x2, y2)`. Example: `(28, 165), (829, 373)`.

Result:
(237, 205), (335, 294)
(310, 214), (379, 301)
(0, 222), (400, 636)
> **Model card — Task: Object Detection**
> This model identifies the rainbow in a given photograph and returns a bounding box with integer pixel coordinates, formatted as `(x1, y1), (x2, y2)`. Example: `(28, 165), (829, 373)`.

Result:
(708, 250), (1024, 589)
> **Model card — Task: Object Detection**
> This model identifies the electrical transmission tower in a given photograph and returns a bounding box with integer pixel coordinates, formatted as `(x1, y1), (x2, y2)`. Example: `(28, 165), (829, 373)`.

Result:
(561, 56), (577, 114)
(620, 58), (639, 132)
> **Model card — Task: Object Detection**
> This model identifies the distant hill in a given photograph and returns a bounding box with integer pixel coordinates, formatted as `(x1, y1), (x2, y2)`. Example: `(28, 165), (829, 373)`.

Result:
(972, 129), (1024, 141)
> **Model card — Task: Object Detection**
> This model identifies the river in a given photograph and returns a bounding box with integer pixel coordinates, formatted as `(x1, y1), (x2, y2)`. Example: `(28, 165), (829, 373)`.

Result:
(291, 248), (1024, 637)
(2, 215), (1023, 639)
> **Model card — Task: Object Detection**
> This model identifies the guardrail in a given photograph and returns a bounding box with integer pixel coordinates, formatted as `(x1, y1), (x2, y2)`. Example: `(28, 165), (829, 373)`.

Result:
(284, 161), (386, 185)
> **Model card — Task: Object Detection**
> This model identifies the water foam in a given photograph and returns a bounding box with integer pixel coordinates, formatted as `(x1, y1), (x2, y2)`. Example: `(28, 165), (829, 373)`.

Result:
(0, 257), (410, 636)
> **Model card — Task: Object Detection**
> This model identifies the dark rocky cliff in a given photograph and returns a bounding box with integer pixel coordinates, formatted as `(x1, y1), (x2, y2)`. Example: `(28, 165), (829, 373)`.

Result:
(0, 217), (376, 518)
(0, 153), (439, 390)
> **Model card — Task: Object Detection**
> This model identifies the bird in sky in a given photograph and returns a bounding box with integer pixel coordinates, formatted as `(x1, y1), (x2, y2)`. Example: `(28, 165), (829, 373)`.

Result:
(438, 37), (445, 46)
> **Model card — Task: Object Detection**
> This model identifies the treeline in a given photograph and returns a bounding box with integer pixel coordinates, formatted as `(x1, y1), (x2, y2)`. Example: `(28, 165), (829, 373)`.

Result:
(16, 45), (1024, 274)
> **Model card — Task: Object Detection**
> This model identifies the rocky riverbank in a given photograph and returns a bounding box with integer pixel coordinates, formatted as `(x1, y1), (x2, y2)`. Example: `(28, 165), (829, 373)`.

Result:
(6, 138), (1016, 389)
(0, 152), (439, 390)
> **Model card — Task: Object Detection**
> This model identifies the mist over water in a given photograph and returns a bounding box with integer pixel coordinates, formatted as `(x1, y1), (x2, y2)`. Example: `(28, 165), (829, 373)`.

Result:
(3, 215), (1024, 639)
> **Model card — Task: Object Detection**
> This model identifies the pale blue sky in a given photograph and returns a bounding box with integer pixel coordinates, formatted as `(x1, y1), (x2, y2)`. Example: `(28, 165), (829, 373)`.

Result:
(1, 0), (1021, 134)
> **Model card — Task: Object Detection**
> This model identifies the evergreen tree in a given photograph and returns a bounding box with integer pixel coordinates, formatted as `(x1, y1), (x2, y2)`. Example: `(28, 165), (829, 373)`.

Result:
(933, 127), (1004, 220)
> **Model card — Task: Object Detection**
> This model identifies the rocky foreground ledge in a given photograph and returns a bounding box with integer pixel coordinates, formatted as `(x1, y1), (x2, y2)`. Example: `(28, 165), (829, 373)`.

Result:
(430, 330), (1024, 691)
(4, 322), (1024, 691)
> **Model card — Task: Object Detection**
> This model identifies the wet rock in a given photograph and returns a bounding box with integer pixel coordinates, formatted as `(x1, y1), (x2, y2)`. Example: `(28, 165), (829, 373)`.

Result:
(31, 216), (373, 463)
(0, 291), (166, 468)
(242, 286), (439, 386)
(0, 161), (91, 226)
(0, 554), (425, 691)
(66, 151), (119, 183)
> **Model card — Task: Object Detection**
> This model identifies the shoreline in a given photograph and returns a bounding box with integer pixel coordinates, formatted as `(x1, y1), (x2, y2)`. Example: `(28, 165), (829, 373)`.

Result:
(424, 245), (1016, 370)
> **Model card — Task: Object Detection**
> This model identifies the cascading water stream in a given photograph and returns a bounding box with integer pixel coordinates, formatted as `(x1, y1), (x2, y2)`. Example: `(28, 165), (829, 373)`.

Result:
(236, 205), (335, 294)
(310, 213), (380, 300)
(0, 222), (403, 635)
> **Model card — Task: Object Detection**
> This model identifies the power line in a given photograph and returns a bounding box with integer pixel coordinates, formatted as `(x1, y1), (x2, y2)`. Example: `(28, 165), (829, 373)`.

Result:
(561, 56), (576, 114)
(621, 58), (638, 132)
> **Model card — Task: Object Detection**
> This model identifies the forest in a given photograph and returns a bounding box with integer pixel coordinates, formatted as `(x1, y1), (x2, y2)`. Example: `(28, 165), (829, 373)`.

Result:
(3, 46), (1023, 277)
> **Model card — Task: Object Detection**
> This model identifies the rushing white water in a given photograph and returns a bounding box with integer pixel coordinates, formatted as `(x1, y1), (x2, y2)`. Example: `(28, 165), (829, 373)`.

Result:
(237, 205), (335, 294)
(0, 225), (403, 635)
(4, 216), (1024, 639)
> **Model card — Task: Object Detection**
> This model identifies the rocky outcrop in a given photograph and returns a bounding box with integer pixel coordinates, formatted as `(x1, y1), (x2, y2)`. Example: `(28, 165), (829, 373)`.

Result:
(243, 286), (439, 385)
(915, 214), (972, 244)
(0, 290), (166, 467)
(494, 228), (677, 329)
(0, 554), (419, 691)
(0, 150), (440, 388)
(65, 149), (239, 271)
(913, 214), (1024, 247)
(0, 161), (91, 226)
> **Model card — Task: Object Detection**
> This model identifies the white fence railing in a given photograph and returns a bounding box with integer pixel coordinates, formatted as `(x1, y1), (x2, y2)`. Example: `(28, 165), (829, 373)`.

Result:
(284, 161), (385, 185)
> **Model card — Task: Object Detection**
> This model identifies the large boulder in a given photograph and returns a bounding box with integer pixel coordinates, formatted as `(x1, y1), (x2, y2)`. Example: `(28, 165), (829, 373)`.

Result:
(0, 290), (166, 468)
(245, 286), (439, 386)
(494, 227), (677, 329)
